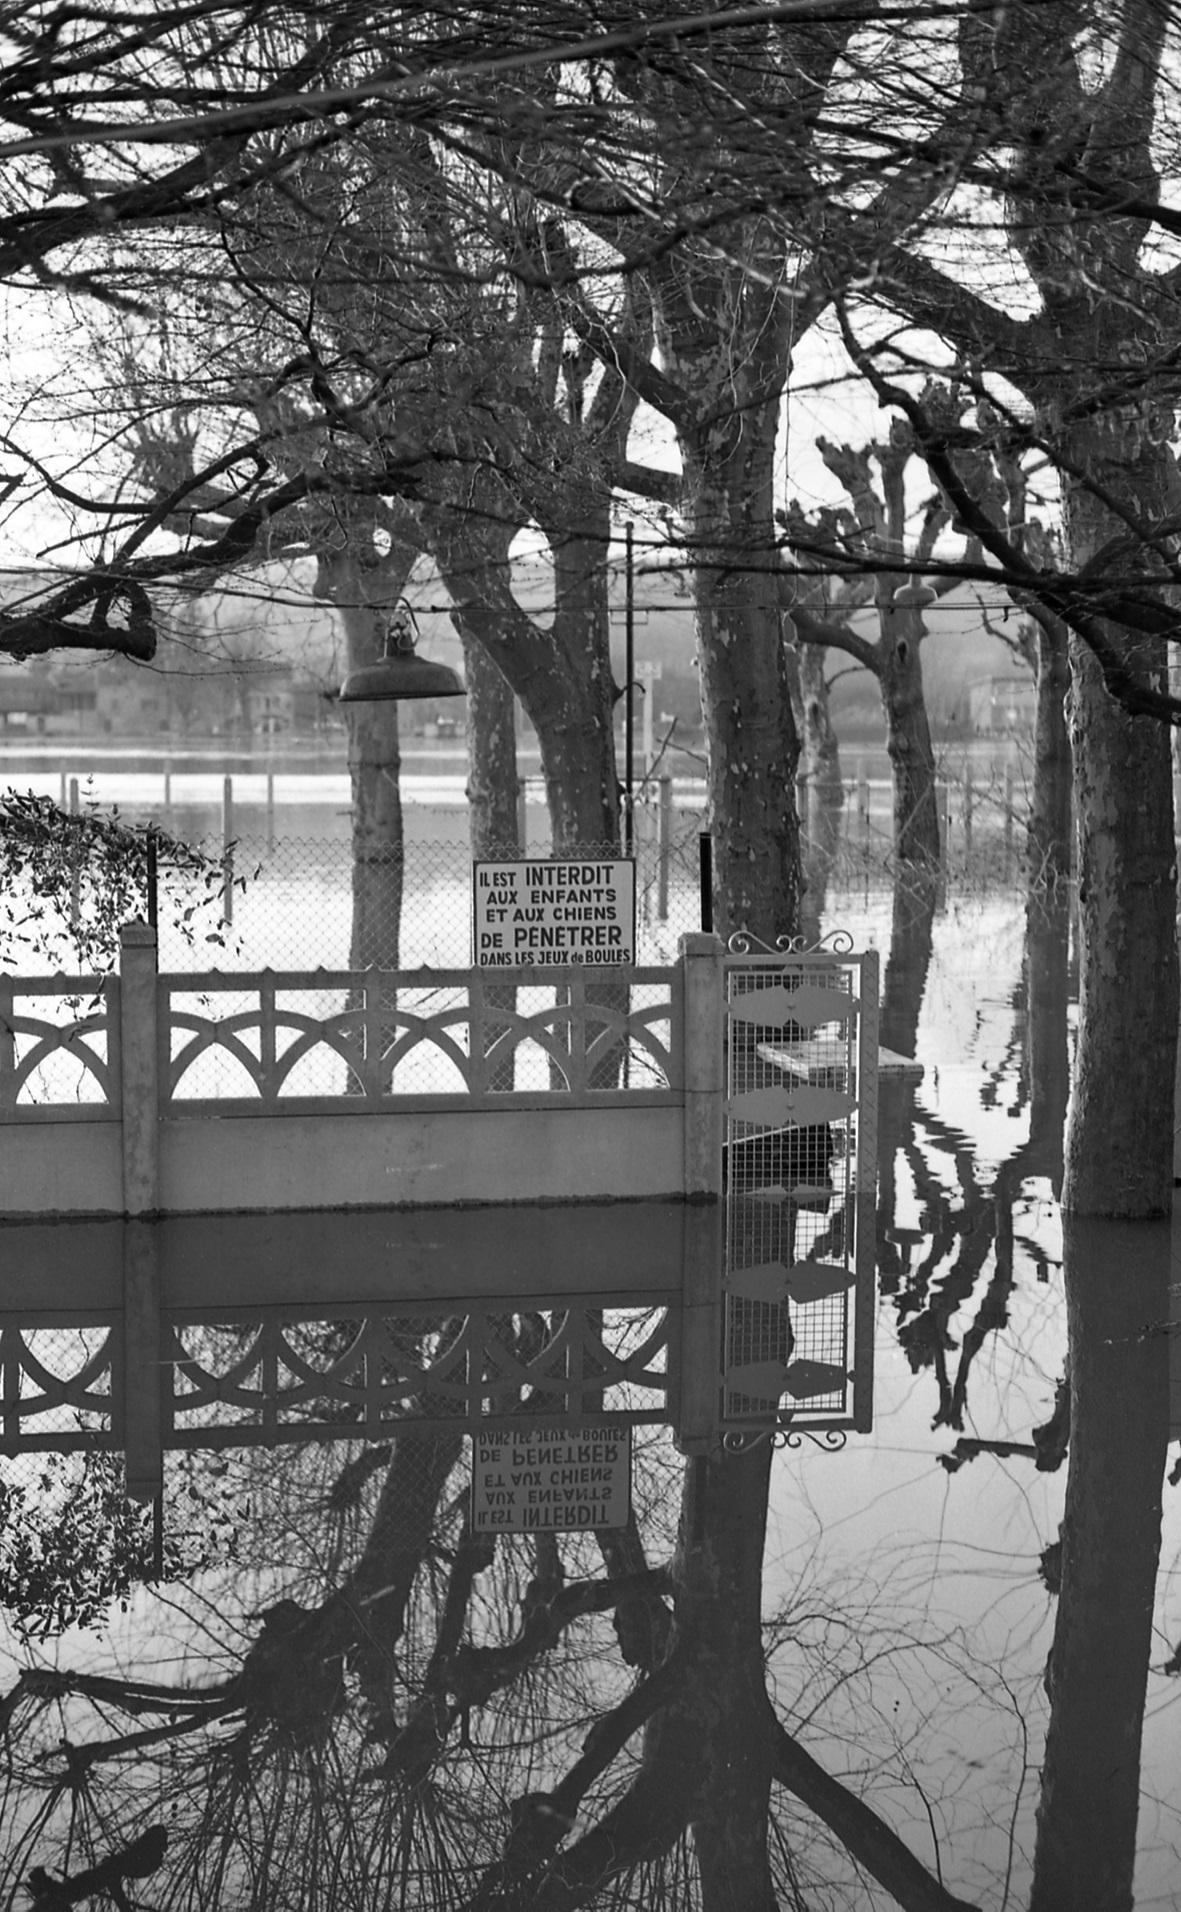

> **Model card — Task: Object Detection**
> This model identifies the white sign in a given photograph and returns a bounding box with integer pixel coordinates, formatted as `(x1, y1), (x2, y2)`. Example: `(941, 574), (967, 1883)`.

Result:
(470, 1425), (632, 1532)
(472, 859), (636, 968)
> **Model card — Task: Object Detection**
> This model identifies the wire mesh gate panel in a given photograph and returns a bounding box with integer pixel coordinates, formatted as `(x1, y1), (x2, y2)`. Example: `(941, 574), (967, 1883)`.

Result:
(722, 947), (879, 1440)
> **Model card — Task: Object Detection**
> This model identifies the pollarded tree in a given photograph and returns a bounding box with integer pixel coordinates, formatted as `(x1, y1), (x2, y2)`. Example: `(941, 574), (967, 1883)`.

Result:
(793, 428), (950, 868)
(843, 0), (1181, 1225)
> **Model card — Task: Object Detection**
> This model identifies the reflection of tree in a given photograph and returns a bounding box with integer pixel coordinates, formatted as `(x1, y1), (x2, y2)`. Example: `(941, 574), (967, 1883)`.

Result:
(2, 1421), (981, 1912)
(1031, 1217), (1171, 1911)
(879, 882), (1072, 1436)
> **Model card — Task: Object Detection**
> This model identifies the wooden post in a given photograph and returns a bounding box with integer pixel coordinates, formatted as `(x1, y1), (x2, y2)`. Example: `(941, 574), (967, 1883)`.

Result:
(857, 774), (870, 848)
(657, 775), (672, 921)
(963, 766), (974, 858)
(222, 775), (234, 925)
(1004, 766), (1015, 877)
(936, 781), (949, 865)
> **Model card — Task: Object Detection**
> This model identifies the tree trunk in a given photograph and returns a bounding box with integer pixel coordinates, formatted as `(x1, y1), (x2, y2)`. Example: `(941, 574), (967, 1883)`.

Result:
(462, 630), (520, 859)
(881, 602), (941, 868)
(542, 528), (620, 854)
(799, 632), (843, 804)
(430, 517), (621, 857)
(1026, 612), (1072, 887)
(461, 627), (520, 1089)
(683, 405), (801, 946)
(317, 549), (417, 973)
(1059, 440), (1177, 1218)
(1031, 1214), (1170, 1912)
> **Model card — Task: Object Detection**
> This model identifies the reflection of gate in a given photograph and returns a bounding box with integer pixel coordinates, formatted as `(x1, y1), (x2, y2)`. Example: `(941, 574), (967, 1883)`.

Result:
(721, 946), (879, 1445)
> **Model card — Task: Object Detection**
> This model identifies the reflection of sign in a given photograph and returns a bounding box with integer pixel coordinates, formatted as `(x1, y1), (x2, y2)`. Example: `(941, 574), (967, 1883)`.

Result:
(470, 1426), (632, 1531)
(473, 860), (636, 968)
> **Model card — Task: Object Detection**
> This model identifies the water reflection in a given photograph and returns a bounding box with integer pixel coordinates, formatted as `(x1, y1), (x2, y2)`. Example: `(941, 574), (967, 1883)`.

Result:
(1033, 1214), (1171, 1911)
(4, 884), (1181, 1909)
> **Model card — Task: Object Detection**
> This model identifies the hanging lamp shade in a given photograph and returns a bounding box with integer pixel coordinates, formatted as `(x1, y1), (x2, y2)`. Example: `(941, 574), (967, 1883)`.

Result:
(337, 607), (465, 703)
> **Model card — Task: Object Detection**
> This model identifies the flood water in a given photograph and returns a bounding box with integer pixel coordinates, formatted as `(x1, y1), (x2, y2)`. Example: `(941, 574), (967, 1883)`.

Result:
(2, 853), (1180, 1911)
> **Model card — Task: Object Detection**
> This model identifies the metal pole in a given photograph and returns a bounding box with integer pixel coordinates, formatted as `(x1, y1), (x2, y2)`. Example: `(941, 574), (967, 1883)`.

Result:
(517, 776), (528, 852)
(69, 776), (80, 930)
(1004, 765), (1015, 877)
(145, 828), (158, 931)
(624, 521), (635, 857)
(222, 775), (234, 926)
(699, 832), (713, 933)
(657, 776), (672, 921)
(162, 762), (172, 829)
(266, 769), (276, 854)
(962, 767), (973, 860)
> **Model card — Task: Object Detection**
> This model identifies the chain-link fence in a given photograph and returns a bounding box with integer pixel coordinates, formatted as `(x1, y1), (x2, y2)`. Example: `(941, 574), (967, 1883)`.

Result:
(165, 776), (1032, 974)
(162, 815), (711, 971)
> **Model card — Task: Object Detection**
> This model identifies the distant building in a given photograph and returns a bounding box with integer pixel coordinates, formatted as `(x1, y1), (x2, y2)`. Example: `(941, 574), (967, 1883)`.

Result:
(969, 676), (1038, 735)
(0, 660), (97, 732)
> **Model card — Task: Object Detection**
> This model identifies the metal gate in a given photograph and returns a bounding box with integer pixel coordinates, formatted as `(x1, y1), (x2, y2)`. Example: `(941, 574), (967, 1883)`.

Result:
(721, 942), (879, 1446)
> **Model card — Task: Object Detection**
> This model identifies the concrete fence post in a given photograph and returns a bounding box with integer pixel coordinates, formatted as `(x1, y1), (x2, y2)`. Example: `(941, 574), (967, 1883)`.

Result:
(679, 931), (725, 1199)
(122, 1219), (163, 1501)
(675, 931), (726, 1452)
(118, 920), (160, 1217)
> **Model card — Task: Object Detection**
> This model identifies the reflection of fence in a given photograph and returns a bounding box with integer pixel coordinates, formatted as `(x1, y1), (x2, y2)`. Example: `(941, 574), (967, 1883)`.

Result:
(0, 1196), (691, 1490)
(1, 1302), (675, 1456)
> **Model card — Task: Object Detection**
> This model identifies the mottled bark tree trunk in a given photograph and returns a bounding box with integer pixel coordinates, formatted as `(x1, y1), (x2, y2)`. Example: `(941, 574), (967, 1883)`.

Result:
(1060, 435), (1177, 1219)
(681, 402), (801, 946)
(462, 630), (520, 860)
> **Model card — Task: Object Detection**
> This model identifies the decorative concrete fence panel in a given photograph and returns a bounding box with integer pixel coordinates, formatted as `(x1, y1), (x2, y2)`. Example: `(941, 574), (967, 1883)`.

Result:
(0, 926), (727, 1215)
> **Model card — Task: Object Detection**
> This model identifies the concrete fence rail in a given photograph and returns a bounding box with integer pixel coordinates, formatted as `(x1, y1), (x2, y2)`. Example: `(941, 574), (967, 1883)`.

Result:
(0, 925), (726, 1216)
